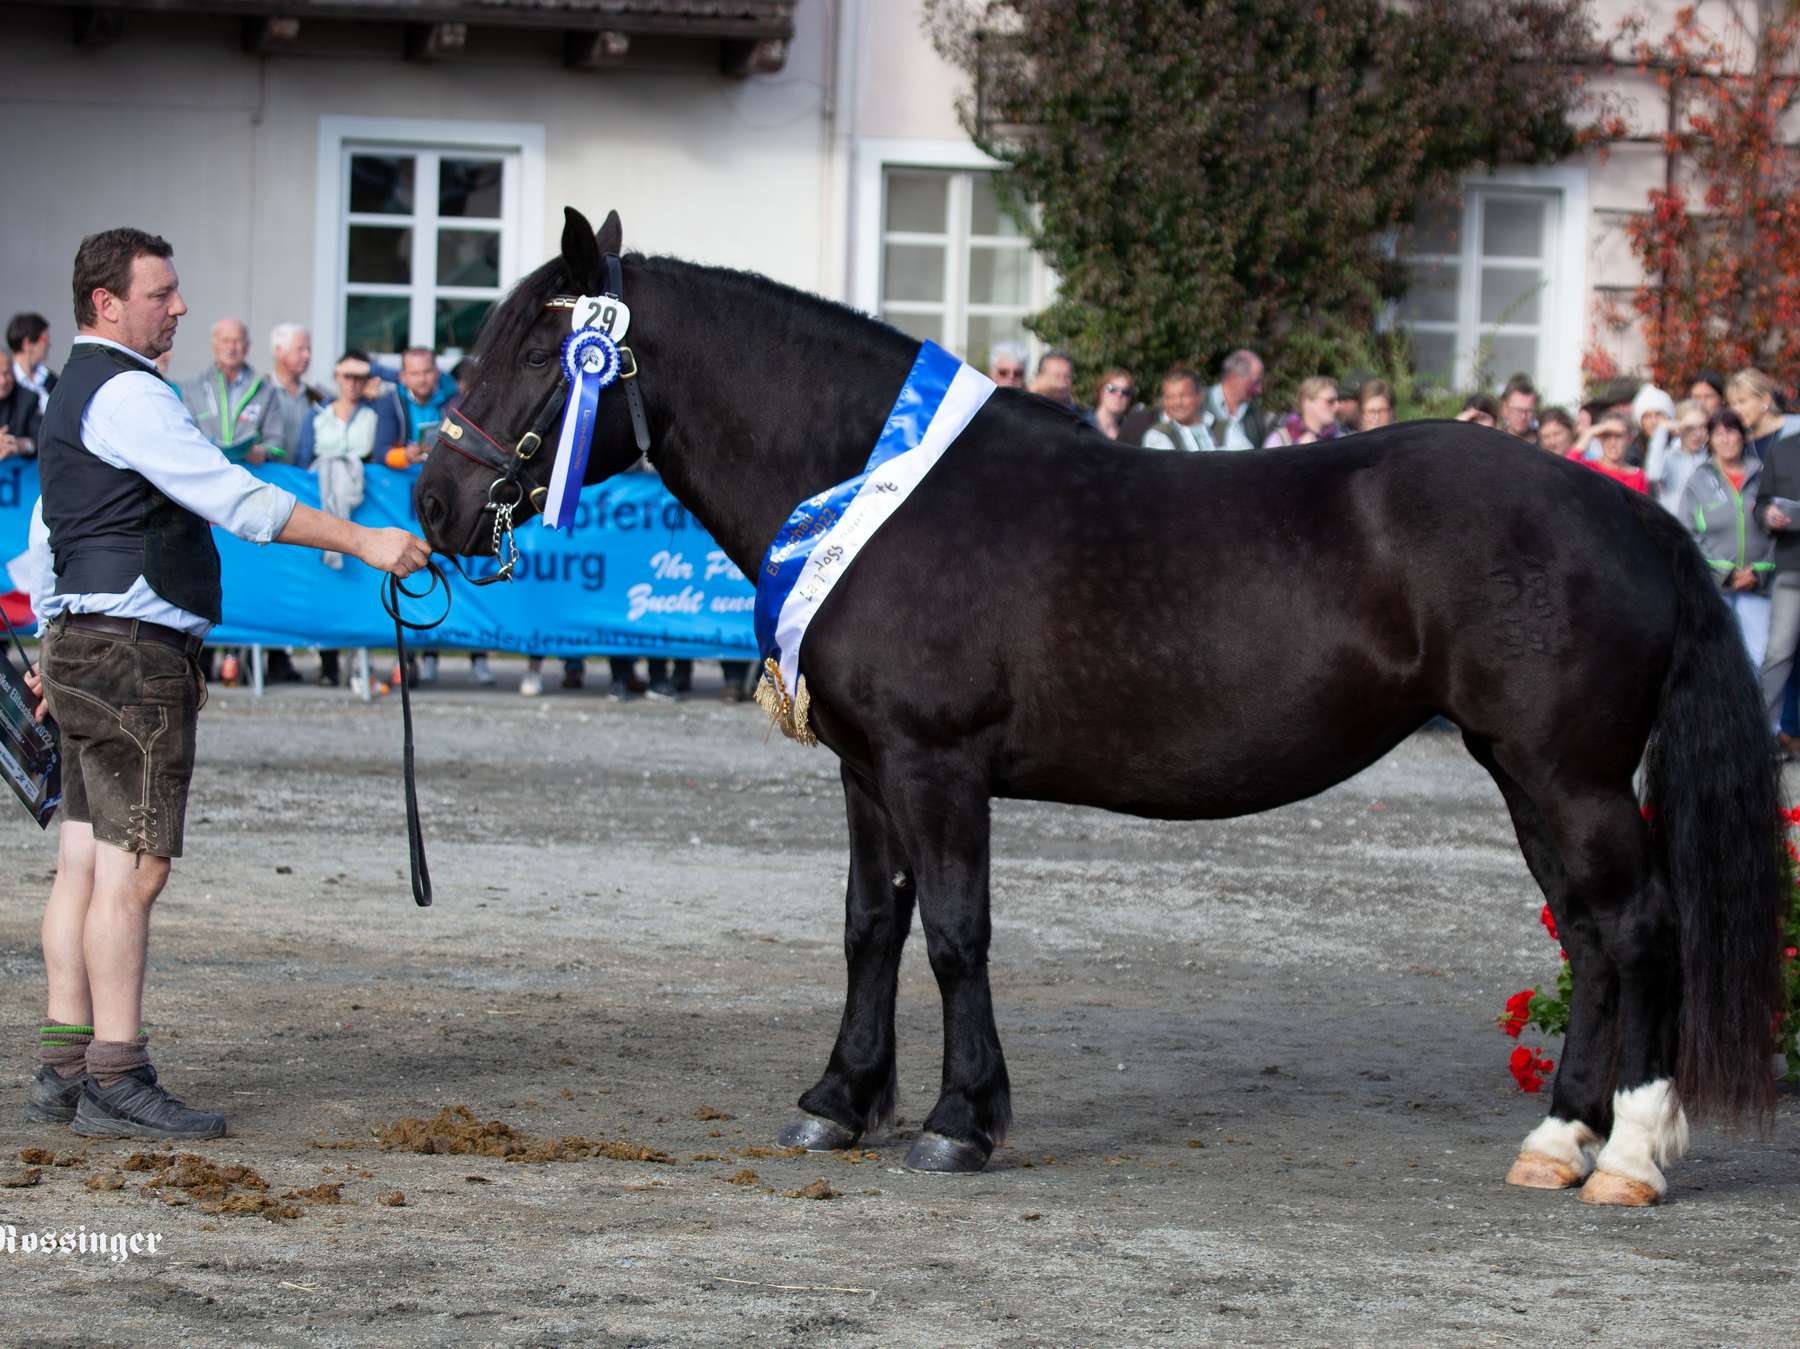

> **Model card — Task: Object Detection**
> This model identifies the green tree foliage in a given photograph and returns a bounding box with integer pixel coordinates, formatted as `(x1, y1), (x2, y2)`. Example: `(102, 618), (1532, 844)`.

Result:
(926, 0), (1593, 404)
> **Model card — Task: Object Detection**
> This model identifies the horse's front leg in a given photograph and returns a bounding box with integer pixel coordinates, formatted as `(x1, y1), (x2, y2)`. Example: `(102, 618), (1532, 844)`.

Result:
(879, 756), (1009, 1173)
(779, 764), (915, 1150)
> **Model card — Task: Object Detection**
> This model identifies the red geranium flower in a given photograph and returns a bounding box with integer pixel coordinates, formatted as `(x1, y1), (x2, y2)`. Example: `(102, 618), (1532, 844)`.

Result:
(1539, 904), (1559, 943)
(1509, 1045), (1554, 1093)
(1779, 804), (1800, 826)
(1499, 988), (1534, 1039)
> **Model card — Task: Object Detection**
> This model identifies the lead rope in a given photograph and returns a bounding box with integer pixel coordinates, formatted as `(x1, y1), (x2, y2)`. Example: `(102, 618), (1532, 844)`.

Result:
(381, 563), (453, 907)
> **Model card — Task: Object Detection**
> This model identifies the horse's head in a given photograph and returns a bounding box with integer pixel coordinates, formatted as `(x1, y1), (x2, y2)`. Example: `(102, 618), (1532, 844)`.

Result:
(415, 206), (647, 558)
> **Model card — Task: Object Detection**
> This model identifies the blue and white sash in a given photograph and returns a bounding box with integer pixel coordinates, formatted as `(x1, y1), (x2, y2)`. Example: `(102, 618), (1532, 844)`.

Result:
(753, 340), (995, 742)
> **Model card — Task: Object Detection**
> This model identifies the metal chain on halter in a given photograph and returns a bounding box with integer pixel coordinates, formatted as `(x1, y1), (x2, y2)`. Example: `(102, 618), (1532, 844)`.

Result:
(489, 497), (519, 582)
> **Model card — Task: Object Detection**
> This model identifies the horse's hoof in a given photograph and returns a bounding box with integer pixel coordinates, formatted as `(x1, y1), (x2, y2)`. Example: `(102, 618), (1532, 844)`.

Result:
(904, 1131), (989, 1173)
(776, 1113), (859, 1152)
(1578, 1169), (1661, 1207)
(1505, 1151), (1584, 1190)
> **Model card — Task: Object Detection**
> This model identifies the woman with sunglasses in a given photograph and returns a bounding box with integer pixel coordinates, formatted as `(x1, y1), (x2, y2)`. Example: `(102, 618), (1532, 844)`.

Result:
(1091, 368), (1138, 442)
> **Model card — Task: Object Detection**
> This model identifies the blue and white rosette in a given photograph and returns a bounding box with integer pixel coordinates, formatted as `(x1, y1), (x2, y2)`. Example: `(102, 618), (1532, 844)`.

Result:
(542, 326), (623, 531)
(752, 339), (995, 742)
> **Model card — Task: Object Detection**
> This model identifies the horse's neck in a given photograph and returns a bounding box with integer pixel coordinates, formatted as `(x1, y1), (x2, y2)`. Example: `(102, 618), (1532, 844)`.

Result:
(639, 265), (918, 575)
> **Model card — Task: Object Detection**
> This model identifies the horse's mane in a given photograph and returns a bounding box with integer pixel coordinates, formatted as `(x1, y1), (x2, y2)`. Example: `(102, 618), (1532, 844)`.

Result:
(472, 251), (903, 374)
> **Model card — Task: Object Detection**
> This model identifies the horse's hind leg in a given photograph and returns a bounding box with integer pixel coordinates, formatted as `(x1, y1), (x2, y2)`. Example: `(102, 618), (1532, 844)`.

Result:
(779, 764), (916, 1150)
(1467, 737), (1613, 1189)
(1480, 743), (1687, 1203)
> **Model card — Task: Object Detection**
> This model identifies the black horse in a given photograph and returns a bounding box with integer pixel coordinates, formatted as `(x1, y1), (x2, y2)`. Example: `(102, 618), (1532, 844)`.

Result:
(416, 208), (1785, 1206)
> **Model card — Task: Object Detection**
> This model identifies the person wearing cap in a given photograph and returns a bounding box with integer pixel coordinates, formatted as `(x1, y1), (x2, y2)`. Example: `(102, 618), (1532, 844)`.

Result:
(22, 227), (430, 1142)
(1631, 383), (1676, 477)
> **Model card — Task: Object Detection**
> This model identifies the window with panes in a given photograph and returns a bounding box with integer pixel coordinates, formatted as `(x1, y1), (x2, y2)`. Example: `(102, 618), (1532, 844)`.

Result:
(1398, 188), (1560, 394)
(878, 168), (1038, 370)
(339, 148), (518, 358)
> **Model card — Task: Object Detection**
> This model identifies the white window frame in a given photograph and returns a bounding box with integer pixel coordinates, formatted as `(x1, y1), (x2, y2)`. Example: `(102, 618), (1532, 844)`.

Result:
(313, 116), (545, 365)
(1393, 166), (1588, 408)
(851, 137), (1055, 363)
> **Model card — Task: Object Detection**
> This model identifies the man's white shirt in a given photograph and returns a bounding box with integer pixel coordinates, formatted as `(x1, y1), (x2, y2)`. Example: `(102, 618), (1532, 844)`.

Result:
(37, 336), (298, 635)
(1141, 419), (1211, 453)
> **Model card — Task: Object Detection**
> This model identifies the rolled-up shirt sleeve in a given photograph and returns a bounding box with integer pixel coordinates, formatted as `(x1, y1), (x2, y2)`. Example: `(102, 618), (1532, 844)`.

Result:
(83, 369), (298, 543)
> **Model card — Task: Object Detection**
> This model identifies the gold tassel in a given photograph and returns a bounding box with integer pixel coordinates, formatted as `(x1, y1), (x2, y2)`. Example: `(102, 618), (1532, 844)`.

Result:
(753, 656), (817, 746)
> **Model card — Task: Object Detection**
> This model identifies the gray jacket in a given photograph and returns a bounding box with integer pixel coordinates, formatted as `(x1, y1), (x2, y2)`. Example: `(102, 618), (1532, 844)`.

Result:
(1676, 455), (1776, 593)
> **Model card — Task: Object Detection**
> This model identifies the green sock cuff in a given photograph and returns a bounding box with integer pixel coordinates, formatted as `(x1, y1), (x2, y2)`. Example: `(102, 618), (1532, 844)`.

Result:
(39, 1025), (95, 1039)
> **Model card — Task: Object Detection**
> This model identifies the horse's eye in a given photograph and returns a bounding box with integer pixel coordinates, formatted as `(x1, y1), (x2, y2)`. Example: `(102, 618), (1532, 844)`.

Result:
(523, 349), (551, 369)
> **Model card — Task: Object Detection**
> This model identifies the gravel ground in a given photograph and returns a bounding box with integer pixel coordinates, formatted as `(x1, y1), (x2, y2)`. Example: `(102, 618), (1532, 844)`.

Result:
(0, 658), (1796, 1346)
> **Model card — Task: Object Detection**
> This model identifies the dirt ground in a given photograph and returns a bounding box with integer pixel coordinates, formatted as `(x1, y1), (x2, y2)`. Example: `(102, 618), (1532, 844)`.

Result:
(1, 657), (1797, 1346)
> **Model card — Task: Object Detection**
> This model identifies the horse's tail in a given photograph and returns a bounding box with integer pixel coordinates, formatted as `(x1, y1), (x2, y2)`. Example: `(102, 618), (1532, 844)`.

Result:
(1630, 492), (1785, 1121)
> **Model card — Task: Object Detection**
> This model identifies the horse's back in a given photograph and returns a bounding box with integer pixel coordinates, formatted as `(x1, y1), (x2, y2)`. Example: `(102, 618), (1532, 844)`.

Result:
(812, 416), (1682, 818)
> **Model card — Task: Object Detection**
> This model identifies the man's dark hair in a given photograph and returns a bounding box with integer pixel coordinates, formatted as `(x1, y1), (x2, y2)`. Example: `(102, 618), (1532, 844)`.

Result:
(6, 312), (48, 354)
(1501, 372), (1536, 400)
(1036, 348), (1074, 375)
(401, 345), (438, 364)
(1461, 392), (1499, 420)
(1580, 398), (1612, 424)
(1538, 406), (1575, 434)
(72, 228), (174, 328)
(338, 348), (372, 366)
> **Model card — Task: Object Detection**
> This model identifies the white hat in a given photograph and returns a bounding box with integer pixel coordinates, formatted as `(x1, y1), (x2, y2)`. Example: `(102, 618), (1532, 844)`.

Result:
(1631, 384), (1677, 424)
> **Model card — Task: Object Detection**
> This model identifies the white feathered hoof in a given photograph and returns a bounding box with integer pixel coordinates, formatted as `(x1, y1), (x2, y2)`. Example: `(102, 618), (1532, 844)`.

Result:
(1579, 1169), (1662, 1206)
(1506, 1151), (1584, 1190)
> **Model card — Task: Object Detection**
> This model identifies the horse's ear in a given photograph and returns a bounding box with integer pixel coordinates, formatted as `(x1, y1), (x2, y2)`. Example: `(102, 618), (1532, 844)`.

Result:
(561, 206), (604, 293)
(595, 209), (623, 259)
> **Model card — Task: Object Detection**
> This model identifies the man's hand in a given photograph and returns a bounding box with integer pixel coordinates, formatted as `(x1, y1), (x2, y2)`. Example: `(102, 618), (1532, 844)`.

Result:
(404, 440), (430, 466)
(1768, 506), (1792, 531)
(23, 663), (47, 723)
(0, 428), (18, 460)
(1730, 568), (1759, 591)
(246, 444), (268, 466)
(357, 527), (432, 578)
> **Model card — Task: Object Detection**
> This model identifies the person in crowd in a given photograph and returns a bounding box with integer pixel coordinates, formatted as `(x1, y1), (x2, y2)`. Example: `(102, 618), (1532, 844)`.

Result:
(521, 655), (588, 697)
(1029, 349), (1091, 423)
(1141, 365), (1210, 452)
(1198, 349), (1269, 451)
(0, 357), (43, 458)
(1500, 373), (1538, 443)
(296, 351), (379, 686)
(1581, 413), (1649, 492)
(1262, 377), (1344, 447)
(1454, 393), (1498, 428)
(1727, 368), (1800, 460)
(1650, 399), (1710, 514)
(1631, 384), (1676, 474)
(986, 341), (1027, 389)
(8, 312), (56, 413)
(1353, 378), (1395, 432)
(373, 346), (457, 466)
(183, 317), (278, 464)
(265, 324), (322, 472)
(1574, 399), (1611, 459)
(1688, 372), (1725, 419)
(1679, 408), (1773, 669)
(1090, 368), (1137, 441)
(1535, 407), (1577, 456)
(1753, 415), (1800, 749)
(22, 226), (428, 1142)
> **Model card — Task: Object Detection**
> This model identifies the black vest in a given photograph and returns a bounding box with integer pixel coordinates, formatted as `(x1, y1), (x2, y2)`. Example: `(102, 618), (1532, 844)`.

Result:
(38, 343), (222, 623)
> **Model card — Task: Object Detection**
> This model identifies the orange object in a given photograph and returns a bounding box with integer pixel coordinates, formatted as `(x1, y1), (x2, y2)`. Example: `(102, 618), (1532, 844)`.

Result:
(384, 446), (410, 470)
(219, 653), (240, 687)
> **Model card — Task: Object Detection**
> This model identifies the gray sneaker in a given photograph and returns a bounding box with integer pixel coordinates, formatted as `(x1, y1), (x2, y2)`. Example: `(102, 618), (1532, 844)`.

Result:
(70, 1065), (226, 1141)
(24, 1064), (86, 1125)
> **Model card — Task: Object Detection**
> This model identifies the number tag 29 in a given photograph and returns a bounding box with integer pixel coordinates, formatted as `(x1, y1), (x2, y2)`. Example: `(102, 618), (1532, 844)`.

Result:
(572, 295), (631, 340)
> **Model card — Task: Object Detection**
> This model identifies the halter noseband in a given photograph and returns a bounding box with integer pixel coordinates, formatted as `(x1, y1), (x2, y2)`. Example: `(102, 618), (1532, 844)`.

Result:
(433, 254), (650, 582)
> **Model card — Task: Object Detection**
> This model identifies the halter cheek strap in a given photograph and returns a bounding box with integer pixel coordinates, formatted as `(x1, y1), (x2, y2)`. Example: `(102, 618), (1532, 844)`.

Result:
(607, 253), (652, 456)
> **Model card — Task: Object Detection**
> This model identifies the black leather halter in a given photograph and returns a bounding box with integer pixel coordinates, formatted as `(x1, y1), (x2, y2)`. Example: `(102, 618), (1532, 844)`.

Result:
(431, 253), (651, 581)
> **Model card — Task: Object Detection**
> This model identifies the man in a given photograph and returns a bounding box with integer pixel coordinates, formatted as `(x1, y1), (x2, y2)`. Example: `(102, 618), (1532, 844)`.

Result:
(1141, 365), (1210, 452)
(22, 227), (429, 1141)
(1500, 373), (1538, 443)
(373, 346), (456, 464)
(1198, 349), (1268, 452)
(8, 312), (56, 414)
(265, 323), (322, 471)
(986, 341), (1027, 389)
(183, 317), (280, 464)
(0, 357), (42, 458)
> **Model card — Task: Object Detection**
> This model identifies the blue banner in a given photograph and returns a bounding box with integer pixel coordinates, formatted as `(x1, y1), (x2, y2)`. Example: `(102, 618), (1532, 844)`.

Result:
(0, 460), (758, 658)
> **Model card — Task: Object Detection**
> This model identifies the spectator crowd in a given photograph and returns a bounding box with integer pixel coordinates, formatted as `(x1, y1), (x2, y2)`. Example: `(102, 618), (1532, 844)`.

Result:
(14, 297), (1800, 749)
